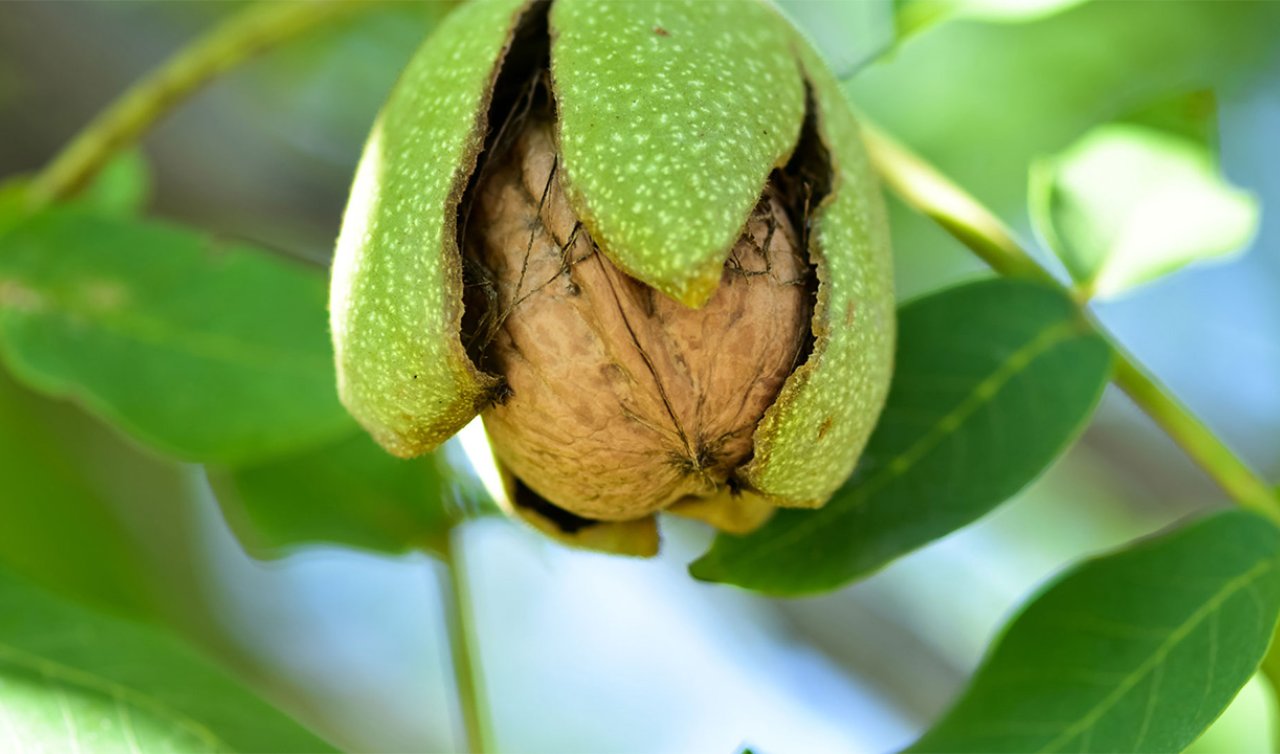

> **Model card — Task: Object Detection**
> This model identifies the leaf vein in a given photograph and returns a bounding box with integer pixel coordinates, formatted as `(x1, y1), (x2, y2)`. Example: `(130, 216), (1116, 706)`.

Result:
(1036, 558), (1277, 752)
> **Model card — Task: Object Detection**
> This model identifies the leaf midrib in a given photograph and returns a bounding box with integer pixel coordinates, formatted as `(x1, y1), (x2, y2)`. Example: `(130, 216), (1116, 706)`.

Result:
(1036, 557), (1277, 753)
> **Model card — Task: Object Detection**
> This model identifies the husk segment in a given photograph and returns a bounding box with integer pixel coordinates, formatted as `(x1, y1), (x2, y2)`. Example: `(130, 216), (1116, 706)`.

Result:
(739, 30), (896, 507)
(549, 0), (807, 307)
(496, 463), (661, 557)
(329, 0), (530, 457)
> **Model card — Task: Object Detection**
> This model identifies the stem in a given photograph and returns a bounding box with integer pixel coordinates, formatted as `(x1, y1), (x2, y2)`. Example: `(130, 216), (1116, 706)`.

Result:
(860, 121), (1052, 284)
(1110, 349), (1280, 517)
(860, 118), (1280, 523)
(25, 0), (362, 208)
(438, 530), (492, 754)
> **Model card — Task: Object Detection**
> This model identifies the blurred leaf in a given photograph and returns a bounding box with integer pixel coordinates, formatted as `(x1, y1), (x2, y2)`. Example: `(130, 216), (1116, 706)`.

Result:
(0, 564), (336, 753)
(0, 152), (150, 238)
(244, 2), (456, 165)
(1030, 123), (1259, 299)
(0, 209), (353, 465)
(776, 0), (896, 79)
(1117, 89), (1219, 156)
(691, 279), (1111, 594)
(72, 150), (151, 217)
(909, 510), (1280, 753)
(0, 369), (156, 615)
(909, 0), (1087, 24)
(895, 0), (1088, 36)
(852, 1), (1280, 297)
(0, 179), (26, 239)
(210, 431), (455, 557)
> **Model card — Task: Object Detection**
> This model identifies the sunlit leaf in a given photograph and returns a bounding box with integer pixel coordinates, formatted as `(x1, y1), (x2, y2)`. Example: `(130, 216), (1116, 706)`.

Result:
(210, 431), (456, 557)
(776, 0), (896, 79)
(0, 209), (353, 465)
(896, 0), (1088, 36)
(854, 1), (1279, 297)
(910, 510), (1280, 753)
(1030, 123), (1259, 299)
(690, 279), (1111, 594)
(949, 0), (1087, 22)
(0, 564), (336, 753)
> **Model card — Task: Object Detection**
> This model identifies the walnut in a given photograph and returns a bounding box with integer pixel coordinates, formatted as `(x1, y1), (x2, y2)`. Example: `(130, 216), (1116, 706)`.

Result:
(330, 0), (896, 554)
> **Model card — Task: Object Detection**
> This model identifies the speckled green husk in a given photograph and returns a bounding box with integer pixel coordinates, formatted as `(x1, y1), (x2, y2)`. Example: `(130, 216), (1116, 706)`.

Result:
(329, 0), (527, 457)
(740, 34), (896, 507)
(329, 0), (895, 524)
(550, 0), (805, 307)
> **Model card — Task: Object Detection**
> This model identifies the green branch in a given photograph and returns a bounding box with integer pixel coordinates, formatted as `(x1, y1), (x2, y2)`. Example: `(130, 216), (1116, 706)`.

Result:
(25, 0), (362, 208)
(860, 120), (1280, 523)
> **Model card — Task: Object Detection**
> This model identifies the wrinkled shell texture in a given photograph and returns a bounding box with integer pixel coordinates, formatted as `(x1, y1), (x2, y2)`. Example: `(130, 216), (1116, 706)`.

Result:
(470, 120), (810, 522)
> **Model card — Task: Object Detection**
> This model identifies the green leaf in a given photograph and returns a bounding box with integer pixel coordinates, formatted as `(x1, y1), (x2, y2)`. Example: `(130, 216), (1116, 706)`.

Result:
(952, 0), (1088, 22)
(0, 152), (150, 239)
(550, 0), (806, 306)
(0, 564), (336, 753)
(691, 279), (1111, 594)
(0, 179), (29, 240)
(776, 0), (896, 78)
(898, 0), (1089, 31)
(1117, 89), (1219, 154)
(1186, 676), (1276, 754)
(72, 150), (151, 217)
(909, 510), (1280, 753)
(0, 209), (353, 465)
(0, 369), (157, 614)
(210, 431), (455, 557)
(1030, 123), (1259, 299)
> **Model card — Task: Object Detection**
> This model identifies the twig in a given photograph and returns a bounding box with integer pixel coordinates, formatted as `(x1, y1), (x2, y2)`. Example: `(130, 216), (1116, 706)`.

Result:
(860, 118), (1280, 522)
(26, 1), (363, 207)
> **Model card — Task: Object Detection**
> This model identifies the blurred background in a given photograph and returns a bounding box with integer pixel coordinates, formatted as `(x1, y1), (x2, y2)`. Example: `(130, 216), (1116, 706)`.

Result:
(0, 1), (1277, 752)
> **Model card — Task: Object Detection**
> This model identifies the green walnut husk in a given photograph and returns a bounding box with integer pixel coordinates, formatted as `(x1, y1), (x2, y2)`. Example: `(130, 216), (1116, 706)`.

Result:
(329, 0), (895, 556)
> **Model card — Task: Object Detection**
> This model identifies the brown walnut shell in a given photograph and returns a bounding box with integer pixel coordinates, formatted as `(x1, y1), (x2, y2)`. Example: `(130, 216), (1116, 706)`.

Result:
(466, 117), (812, 524)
